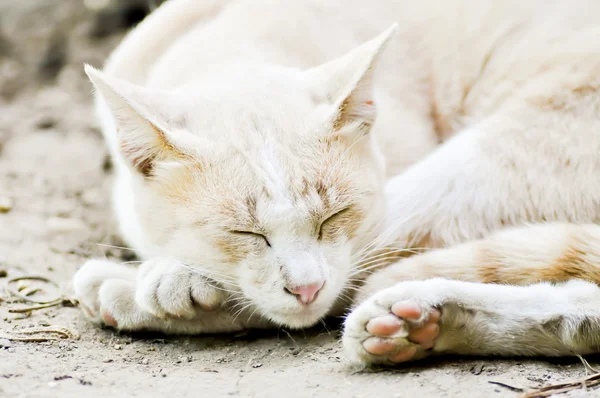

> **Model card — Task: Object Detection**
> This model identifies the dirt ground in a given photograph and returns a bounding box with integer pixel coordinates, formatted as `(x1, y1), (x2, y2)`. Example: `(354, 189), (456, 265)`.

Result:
(0, 1), (597, 397)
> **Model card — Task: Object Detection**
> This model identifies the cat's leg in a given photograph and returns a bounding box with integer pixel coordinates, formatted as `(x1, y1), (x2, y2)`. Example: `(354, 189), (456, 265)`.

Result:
(357, 223), (600, 298)
(344, 223), (600, 365)
(343, 278), (600, 365)
(73, 259), (268, 334)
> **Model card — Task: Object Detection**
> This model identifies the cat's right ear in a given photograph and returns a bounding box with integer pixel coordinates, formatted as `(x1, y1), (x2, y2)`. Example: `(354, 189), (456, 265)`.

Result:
(84, 65), (186, 177)
(306, 24), (398, 139)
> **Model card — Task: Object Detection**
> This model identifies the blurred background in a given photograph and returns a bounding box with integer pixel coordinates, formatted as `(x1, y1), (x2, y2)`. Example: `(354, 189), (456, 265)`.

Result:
(0, 1), (177, 319)
(0, 0), (167, 102)
(0, 0), (169, 267)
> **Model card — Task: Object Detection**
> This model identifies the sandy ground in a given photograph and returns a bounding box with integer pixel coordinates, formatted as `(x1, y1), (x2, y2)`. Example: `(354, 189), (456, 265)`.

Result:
(0, 1), (598, 397)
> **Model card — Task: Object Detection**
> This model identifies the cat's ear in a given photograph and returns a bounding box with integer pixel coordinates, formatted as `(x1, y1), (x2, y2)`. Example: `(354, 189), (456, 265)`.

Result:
(84, 64), (186, 177)
(306, 24), (398, 137)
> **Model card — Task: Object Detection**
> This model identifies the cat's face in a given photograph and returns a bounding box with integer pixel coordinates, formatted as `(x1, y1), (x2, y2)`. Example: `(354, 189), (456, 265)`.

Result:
(87, 26), (396, 328)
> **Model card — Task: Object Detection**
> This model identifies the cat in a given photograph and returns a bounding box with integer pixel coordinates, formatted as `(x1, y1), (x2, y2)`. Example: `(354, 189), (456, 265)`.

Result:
(73, 0), (600, 366)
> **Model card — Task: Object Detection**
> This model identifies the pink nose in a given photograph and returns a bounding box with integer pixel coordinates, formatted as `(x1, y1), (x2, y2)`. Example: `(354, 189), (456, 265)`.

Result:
(285, 282), (324, 305)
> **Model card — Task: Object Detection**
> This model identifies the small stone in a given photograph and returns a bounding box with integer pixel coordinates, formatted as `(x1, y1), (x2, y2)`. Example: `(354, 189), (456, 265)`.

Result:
(0, 269), (7, 278)
(471, 363), (484, 375)
(0, 197), (13, 213)
(103, 358), (113, 363)
(0, 338), (12, 348)
(84, 0), (111, 11)
(35, 116), (57, 130)
(252, 363), (263, 368)
(38, 320), (51, 327)
(140, 358), (149, 365)
(102, 154), (113, 172)
(114, 344), (122, 350)
(176, 355), (192, 363)
(80, 189), (103, 207)
(46, 217), (87, 234)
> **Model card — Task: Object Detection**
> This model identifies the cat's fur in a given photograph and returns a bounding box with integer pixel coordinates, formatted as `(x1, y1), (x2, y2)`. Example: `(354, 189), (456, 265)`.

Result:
(73, 0), (600, 365)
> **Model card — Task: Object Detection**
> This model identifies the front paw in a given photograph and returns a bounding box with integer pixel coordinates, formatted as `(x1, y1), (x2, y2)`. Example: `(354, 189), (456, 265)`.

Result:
(135, 259), (227, 320)
(72, 259), (137, 325)
(343, 280), (449, 366)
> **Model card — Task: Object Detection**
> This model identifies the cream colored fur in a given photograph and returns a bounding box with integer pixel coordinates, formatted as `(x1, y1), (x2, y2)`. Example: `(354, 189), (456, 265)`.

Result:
(73, 0), (600, 365)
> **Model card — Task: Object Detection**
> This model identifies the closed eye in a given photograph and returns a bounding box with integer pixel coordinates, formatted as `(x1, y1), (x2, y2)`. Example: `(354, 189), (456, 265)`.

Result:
(231, 230), (272, 247)
(318, 207), (351, 240)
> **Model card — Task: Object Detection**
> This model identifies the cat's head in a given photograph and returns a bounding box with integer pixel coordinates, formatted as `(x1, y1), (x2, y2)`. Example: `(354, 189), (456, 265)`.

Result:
(86, 25), (396, 328)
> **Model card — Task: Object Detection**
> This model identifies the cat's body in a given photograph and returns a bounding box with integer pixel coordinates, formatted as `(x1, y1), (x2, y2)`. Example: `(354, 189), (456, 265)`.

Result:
(74, 0), (600, 365)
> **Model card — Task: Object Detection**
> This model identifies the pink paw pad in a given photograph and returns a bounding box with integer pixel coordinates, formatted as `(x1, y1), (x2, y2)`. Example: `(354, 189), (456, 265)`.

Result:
(362, 301), (441, 363)
(101, 311), (118, 328)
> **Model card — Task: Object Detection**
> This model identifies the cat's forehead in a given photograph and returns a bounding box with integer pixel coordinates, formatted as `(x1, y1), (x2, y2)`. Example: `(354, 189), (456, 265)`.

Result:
(233, 138), (357, 213)
(174, 65), (329, 138)
(169, 132), (358, 213)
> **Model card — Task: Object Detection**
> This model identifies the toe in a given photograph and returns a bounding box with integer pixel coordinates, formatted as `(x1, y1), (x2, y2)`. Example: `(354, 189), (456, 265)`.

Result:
(408, 323), (439, 346)
(389, 346), (417, 363)
(426, 308), (441, 324)
(102, 311), (118, 328)
(80, 303), (96, 318)
(366, 315), (404, 336)
(391, 301), (422, 320)
(363, 337), (398, 355)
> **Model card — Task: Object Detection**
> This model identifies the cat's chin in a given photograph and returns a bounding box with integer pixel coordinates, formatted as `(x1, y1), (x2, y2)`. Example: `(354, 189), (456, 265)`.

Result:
(267, 307), (329, 329)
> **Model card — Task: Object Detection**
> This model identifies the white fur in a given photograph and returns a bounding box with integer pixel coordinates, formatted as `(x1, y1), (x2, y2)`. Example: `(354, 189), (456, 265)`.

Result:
(73, 0), (600, 365)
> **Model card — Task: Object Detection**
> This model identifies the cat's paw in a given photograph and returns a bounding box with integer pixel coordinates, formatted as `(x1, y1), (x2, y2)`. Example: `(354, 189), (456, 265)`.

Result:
(72, 259), (138, 325)
(343, 280), (448, 365)
(73, 261), (162, 330)
(135, 259), (227, 320)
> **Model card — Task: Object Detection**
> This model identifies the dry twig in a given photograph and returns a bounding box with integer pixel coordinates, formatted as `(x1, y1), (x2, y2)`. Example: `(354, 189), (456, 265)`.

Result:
(521, 356), (600, 397)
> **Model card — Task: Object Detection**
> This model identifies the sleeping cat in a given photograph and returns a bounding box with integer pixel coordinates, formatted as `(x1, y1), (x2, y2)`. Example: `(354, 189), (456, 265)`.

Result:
(73, 0), (600, 366)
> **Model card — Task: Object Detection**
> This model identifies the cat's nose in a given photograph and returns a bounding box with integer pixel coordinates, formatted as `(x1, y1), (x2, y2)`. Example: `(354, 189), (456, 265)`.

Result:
(284, 282), (324, 305)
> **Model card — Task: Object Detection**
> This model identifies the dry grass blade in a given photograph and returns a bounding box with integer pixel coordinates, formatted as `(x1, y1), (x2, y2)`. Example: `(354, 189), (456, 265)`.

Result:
(0, 326), (80, 342)
(5, 275), (78, 313)
(488, 381), (524, 392)
(6, 275), (62, 304)
(7, 299), (75, 313)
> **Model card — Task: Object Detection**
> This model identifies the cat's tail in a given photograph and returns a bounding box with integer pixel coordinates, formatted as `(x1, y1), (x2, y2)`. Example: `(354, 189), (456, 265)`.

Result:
(358, 223), (600, 300)
(102, 0), (232, 84)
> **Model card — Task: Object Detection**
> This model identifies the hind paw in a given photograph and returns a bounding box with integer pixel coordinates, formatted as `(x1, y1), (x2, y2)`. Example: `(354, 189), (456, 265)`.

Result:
(343, 280), (451, 365)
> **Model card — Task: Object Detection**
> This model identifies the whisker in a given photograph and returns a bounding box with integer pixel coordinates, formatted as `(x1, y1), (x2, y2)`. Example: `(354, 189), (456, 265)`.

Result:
(319, 318), (331, 335)
(352, 246), (428, 265)
(232, 302), (255, 323)
(246, 306), (260, 324)
(96, 243), (138, 251)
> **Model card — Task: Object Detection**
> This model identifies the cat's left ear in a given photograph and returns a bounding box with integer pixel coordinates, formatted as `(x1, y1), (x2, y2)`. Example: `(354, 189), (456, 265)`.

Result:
(84, 65), (193, 177)
(306, 24), (398, 137)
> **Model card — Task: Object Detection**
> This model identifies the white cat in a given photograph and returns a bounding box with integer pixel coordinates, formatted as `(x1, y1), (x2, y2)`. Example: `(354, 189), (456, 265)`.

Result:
(74, 0), (600, 366)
